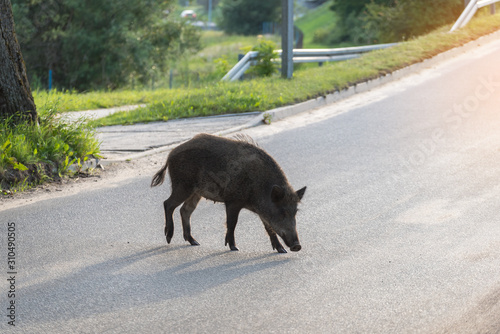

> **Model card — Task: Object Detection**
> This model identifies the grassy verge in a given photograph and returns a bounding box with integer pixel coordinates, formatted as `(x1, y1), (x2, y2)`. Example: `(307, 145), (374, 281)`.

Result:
(92, 13), (500, 127)
(0, 108), (101, 192)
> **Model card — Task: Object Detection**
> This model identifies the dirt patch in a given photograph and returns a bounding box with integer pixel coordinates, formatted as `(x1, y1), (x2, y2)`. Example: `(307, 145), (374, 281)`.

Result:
(0, 162), (57, 190)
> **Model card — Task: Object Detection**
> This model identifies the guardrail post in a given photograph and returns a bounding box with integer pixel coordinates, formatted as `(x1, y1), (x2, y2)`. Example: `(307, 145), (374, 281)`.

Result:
(281, 0), (293, 79)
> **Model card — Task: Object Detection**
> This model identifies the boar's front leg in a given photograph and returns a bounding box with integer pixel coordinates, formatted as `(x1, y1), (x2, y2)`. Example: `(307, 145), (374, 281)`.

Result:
(180, 193), (201, 246)
(264, 224), (287, 254)
(224, 202), (243, 251)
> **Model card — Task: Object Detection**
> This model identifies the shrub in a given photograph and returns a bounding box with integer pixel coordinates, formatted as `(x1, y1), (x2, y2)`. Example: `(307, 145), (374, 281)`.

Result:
(0, 108), (101, 190)
(249, 40), (279, 77)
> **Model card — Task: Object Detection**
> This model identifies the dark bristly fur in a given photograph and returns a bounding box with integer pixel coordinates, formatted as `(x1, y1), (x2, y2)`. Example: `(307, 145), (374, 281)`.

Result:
(151, 133), (306, 253)
(231, 133), (260, 147)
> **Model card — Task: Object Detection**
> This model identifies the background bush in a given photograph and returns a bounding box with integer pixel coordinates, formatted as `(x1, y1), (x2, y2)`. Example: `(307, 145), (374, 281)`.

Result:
(364, 0), (464, 42)
(329, 0), (463, 44)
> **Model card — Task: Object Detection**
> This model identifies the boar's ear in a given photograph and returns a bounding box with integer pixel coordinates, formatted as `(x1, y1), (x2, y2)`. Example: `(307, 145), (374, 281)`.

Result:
(271, 185), (285, 203)
(296, 186), (307, 200)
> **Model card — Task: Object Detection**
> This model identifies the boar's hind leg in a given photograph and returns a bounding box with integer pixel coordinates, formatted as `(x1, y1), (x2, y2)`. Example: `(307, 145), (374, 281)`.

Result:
(224, 202), (243, 251)
(180, 193), (201, 246)
(163, 185), (193, 244)
(264, 224), (287, 253)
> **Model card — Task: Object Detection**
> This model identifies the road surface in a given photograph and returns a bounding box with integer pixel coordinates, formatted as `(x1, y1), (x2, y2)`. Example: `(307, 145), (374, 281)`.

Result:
(1, 37), (500, 333)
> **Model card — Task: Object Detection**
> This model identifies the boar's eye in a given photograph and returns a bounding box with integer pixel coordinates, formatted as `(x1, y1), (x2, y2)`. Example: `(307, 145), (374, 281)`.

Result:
(280, 207), (297, 218)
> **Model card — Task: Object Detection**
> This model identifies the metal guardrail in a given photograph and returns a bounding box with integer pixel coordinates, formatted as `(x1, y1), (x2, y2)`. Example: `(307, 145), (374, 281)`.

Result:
(222, 51), (259, 82)
(221, 43), (398, 82)
(450, 0), (499, 32)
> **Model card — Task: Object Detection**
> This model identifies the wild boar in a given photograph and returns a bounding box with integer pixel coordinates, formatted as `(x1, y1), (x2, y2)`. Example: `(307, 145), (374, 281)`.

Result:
(151, 133), (306, 253)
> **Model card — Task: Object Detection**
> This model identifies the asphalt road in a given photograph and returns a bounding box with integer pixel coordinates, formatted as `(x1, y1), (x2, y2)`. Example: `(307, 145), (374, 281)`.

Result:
(2, 38), (500, 333)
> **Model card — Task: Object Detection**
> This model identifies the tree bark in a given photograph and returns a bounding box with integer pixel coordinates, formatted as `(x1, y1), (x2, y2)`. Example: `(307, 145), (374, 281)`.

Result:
(0, 0), (37, 123)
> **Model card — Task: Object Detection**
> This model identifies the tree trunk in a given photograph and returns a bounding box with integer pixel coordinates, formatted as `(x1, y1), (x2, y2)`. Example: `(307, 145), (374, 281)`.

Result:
(0, 0), (37, 123)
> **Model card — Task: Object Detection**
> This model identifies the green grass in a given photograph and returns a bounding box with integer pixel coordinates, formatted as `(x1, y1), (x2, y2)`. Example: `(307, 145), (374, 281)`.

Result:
(91, 13), (500, 127)
(200, 31), (280, 57)
(295, 1), (340, 48)
(0, 108), (101, 191)
(33, 89), (172, 113)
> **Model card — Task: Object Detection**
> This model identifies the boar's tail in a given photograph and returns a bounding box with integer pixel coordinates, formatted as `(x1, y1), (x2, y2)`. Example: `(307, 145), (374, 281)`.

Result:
(151, 161), (168, 187)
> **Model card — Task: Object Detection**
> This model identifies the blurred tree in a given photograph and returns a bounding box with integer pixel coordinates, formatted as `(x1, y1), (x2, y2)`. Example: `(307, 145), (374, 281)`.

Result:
(329, 0), (463, 44)
(329, 0), (391, 44)
(12, 0), (201, 91)
(218, 0), (281, 35)
(197, 0), (220, 11)
(330, 0), (373, 18)
(0, 0), (36, 123)
(364, 0), (463, 42)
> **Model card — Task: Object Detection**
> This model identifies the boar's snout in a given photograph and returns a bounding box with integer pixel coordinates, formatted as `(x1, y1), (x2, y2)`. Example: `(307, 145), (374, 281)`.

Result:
(280, 231), (301, 252)
(290, 243), (301, 252)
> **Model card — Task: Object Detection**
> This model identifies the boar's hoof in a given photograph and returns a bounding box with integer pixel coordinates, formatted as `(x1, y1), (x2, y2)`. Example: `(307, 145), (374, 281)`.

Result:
(166, 236), (172, 244)
(229, 245), (239, 251)
(276, 247), (287, 254)
(290, 244), (301, 252)
(187, 237), (200, 246)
